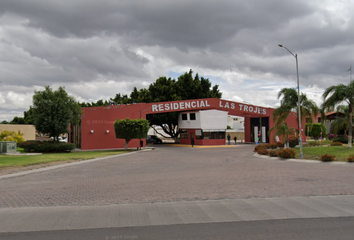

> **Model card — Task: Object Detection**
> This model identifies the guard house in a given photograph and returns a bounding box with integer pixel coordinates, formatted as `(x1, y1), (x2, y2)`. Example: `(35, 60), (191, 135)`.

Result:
(75, 98), (301, 150)
(179, 110), (228, 145)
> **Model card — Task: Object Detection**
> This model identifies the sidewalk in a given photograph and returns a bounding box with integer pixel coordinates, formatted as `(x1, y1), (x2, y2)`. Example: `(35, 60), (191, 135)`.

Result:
(1, 195), (354, 233)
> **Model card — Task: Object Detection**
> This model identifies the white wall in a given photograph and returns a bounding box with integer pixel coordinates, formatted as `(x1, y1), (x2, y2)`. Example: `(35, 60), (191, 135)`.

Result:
(178, 110), (228, 130)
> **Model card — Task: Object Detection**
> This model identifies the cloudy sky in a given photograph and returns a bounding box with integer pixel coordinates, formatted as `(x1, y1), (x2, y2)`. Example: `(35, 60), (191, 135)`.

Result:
(0, 0), (353, 121)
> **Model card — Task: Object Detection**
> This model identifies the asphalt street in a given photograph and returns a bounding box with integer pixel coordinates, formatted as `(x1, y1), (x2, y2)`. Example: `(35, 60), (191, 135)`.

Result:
(0, 144), (354, 239)
(2, 217), (354, 240)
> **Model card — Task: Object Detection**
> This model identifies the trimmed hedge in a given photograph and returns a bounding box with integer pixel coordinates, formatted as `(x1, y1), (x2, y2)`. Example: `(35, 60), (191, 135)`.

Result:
(320, 154), (335, 162)
(268, 150), (278, 157)
(330, 142), (342, 146)
(19, 141), (75, 153)
(347, 155), (354, 163)
(277, 148), (296, 158)
(289, 138), (299, 148)
(257, 148), (269, 155)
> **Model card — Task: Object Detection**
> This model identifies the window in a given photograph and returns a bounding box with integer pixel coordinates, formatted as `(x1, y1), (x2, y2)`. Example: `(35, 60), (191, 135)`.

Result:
(190, 113), (196, 120)
(195, 129), (203, 139)
(180, 130), (188, 139)
(181, 114), (187, 120)
(202, 131), (226, 139)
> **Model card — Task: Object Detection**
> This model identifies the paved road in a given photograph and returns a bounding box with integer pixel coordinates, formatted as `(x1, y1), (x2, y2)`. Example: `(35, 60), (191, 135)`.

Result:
(0, 144), (354, 236)
(2, 217), (354, 240)
(1, 145), (354, 208)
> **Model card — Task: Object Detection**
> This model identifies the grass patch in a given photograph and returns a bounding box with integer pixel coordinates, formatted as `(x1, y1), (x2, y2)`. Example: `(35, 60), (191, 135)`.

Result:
(0, 150), (127, 168)
(295, 145), (354, 162)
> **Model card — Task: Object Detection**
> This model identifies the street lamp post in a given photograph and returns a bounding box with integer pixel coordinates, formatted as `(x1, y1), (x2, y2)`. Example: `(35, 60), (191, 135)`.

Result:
(278, 44), (303, 159)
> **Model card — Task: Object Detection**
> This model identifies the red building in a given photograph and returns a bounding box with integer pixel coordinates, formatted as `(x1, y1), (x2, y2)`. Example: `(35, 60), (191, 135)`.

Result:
(76, 98), (301, 150)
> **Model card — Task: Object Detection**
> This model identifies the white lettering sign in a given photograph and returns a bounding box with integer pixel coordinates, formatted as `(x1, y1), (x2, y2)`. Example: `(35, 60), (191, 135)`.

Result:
(221, 100), (267, 115)
(151, 100), (211, 112)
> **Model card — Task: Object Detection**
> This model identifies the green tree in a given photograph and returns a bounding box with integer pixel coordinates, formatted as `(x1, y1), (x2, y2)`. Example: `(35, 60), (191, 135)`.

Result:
(10, 116), (25, 124)
(268, 122), (296, 148)
(328, 105), (352, 136)
(24, 107), (35, 124)
(32, 86), (81, 142)
(305, 123), (327, 140)
(272, 88), (318, 135)
(114, 118), (150, 150)
(322, 82), (354, 148)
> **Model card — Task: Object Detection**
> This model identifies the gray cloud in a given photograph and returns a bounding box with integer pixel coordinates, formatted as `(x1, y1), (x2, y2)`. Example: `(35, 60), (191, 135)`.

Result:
(0, 0), (353, 121)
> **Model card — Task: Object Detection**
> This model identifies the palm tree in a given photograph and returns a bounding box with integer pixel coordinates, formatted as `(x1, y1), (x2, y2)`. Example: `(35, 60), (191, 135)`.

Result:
(272, 88), (318, 135)
(322, 82), (354, 148)
(327, 105), (352, 140)
(268, 122), (296, 148)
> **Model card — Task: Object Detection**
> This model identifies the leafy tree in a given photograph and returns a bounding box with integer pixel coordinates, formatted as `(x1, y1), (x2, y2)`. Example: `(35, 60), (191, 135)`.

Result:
(322, 82), (354, 148)
(24, 107), (35, 124)
(114, 118), (150, 150)
(10, 116), (25, 124)
(32, 86), (81, 142)
(1, 120), (9, 124)
(328, 105), (352, 136)
(268, 122), (296, 148)
(271, 88), (318, 140)
(305, 123), (327, 140)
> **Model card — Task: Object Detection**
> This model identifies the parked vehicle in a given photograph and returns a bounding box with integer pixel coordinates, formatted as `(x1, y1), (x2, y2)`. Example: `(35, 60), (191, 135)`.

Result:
(146, 135), (163, 144)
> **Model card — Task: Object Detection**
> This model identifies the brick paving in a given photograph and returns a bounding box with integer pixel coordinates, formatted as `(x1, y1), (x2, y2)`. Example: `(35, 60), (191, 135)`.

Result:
(0, 145), (354, 208)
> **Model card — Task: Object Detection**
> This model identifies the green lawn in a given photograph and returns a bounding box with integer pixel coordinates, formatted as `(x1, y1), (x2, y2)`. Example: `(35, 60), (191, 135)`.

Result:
(296, 145), (354, 162)
(0, 149), (128, 168)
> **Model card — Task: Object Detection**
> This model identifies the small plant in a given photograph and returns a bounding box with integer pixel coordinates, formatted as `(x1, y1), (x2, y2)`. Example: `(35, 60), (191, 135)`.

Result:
(257, 148), (269, 155)
(327, 134), (335, 140)
(347, 155), (354, 163)
(320, 154), (335, 162)
(288, 138), (299, 148)
(330, 142), (342, 146)
(277, 148), (296, 158)
(254, 144), (267, 152)
(268, 150), (278, 157)
(268, 143), (278, 149)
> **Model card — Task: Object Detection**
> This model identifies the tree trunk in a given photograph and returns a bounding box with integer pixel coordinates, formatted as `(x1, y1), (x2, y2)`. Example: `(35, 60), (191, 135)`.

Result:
(348, 104), (353, 148)
(125, 141), (128, 150)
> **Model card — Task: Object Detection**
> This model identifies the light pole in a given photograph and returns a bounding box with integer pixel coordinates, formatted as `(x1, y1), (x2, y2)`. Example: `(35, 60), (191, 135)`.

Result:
(278, 44), (303, 159)
(348, 65), (352, 83)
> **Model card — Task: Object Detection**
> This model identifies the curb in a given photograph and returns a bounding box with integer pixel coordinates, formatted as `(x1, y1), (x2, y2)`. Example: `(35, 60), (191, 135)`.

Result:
(253, 153), (354, 166)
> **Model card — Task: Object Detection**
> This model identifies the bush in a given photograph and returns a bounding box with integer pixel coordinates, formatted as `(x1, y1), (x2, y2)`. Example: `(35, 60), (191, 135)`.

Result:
(333, 136), (350, 144)
(327, 134), (335, 140)
(330, 142), (343, 146)
(254, 144), (267, 152)
(268, 150), (278, 157)
(19, 141), (75, 153)
(320, 154), (335, 162)
(276, 142), (283, 148)
(0, 130), (25, 143)
(257, 148), (269, 155)
(347, 155), (354, 163)
(277, 148), (296, 158)
(289, 138), (299, 148)
(268, 143), (278, 149)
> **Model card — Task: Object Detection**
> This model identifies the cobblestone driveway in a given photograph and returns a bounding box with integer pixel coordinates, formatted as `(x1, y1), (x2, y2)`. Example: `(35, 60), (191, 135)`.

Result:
(0, 145), (354, 208)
